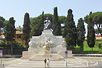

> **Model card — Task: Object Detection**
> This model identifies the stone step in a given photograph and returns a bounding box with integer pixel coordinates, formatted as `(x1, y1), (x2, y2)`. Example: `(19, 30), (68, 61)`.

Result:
(29, 54), (64, 61)
(5, 61), (87, 68)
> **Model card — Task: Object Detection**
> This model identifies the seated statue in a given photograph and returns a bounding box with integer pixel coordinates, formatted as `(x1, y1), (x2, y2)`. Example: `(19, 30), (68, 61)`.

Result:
(44, 17), (51, 30)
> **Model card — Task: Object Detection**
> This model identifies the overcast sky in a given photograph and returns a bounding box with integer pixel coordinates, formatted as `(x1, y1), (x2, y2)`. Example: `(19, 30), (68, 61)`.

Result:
(0, 0), (102, 35)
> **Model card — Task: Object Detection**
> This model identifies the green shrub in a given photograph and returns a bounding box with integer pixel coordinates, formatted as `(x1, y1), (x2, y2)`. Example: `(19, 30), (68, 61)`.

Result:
(0, 40), (5, 47)
(98, 42), (102, 49)
(73, 48), (81, 54)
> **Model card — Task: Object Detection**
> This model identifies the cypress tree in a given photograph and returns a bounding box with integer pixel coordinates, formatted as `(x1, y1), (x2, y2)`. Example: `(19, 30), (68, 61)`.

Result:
(22, 13), (31, 50)
(53, 7), (61, 36)
(77, 18), (85, 52)
(65, 9), (77, 50)
(87, 17), (95, 52)
(5, 17), (16, 54)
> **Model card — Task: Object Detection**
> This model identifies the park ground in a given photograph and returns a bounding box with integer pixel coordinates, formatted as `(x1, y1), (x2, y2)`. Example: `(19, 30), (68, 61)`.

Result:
(0, 57), (102, 68)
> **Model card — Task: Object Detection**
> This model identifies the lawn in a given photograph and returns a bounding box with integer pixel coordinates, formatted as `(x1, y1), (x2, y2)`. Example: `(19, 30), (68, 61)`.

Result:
(73, 39), (102, 54)
(83, 40), (102, 51)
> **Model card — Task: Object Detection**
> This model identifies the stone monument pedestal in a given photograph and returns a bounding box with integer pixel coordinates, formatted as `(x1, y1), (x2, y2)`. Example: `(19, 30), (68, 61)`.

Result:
(22, 30), (73, 60)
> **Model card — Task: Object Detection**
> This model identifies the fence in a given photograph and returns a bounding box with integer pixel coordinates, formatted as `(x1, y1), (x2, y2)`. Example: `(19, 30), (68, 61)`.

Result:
(0, 48), (26, 57)
(73, 54), (102, 57)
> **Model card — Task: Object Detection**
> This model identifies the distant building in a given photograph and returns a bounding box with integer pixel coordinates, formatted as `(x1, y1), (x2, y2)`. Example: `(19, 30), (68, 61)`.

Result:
(14, 31), (25, 45)
(0, 32), (5, 41)
(85, 35), (102, 39)
(0, 31), (25, 45)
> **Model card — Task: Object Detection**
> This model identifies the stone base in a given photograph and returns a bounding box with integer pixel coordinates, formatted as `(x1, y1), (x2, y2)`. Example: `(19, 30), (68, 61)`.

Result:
(29, 54), (64, 61)
(21, 50), (73, 61)
(21, 51), (36, 59)
(67, 50), (73, 58)
(58, 50), (73, 58)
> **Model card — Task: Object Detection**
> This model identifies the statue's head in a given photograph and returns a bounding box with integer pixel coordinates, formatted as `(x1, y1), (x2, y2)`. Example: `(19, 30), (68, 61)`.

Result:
(44, 17), (52, 30)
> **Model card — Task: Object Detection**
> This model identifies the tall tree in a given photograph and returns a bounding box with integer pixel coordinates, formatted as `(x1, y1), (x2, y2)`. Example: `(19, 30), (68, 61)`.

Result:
(5, 17), (16, 54)
(22, 13), (31, 50)
(84, 12), (95, 52)
(77, 18), (85, 52)
(87, 17), (95, 52)
(53, 7), (61, 36)
(65, 9), (77, 50)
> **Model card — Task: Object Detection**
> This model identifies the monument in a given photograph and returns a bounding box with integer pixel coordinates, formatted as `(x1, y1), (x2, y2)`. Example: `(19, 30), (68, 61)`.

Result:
(22, 17), (72, 60)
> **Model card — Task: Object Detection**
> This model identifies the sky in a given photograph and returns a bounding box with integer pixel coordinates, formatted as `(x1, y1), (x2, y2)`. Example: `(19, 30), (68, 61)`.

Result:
(0, 0), (102, 35)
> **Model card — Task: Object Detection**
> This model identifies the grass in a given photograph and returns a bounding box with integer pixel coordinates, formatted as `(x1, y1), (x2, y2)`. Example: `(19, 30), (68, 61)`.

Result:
(73, 39), (102, 54)
(74, 39), (102, 51)
(83, 40), (102, 51)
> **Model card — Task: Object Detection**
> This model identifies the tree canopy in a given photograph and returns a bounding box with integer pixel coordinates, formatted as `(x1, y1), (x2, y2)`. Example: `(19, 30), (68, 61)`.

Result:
(5, 17), (16, 41)
(77, 18), (85, 52)
(4, 17), (16, 54)
(84, 12), (102, 35)
(22, 13), (31, 49)
(65, 9), (77, 50)
(0, 16), (5, 28)
(53, 7), (61, 36)
(30, 13), (66, 36)
(87, 17), (95, 52)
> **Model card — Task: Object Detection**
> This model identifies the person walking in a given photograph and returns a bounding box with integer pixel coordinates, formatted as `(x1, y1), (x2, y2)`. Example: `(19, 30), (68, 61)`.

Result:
(47, 59), (50, 67)
(44, 59), (47, 68)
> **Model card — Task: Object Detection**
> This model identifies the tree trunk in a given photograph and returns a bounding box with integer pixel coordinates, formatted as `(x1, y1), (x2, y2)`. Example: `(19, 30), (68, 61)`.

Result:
(25, 41), (28, 51)
(92, 47), (93, 53)
(71, 45), (74, 52)
(11, 41), (13, 55)
(80, 43), (83, 54)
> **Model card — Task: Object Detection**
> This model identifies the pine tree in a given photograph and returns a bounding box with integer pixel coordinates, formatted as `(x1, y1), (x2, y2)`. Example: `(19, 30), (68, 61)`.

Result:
(5, 17), (16, 54)
(65, 9), (77, 50)
(77, 18), (85, 52)
(53, 7), (61, 36)
(22, 13), (31, 49)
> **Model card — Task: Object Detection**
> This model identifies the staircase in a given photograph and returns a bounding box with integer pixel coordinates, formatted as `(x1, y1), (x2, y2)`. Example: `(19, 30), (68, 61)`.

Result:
(29, 54), (64, 61)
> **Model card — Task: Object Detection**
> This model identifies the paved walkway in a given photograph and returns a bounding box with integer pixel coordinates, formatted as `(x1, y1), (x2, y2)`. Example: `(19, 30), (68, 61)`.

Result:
(0, 57), (102, 68)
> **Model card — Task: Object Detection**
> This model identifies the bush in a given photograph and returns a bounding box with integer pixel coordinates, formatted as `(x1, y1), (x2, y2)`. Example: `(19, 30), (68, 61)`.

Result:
(0, 40), (5, 47)
(0, 40), (25, 49)
(98, 42), (102, 49)
(13, 40), (25, 48)
(73, 48), (81, 54)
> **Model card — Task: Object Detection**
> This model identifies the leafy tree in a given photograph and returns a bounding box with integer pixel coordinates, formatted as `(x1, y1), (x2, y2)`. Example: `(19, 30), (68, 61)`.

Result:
(77, 18), (85, 52)
(87, 17), (95, 52)
(0, 16), (5, 33)
(30, 13), (67, 37)
(30, 14), (53, 36)
(5, 17), (16, 54)
(65, 9), (77, 50)
(22, 13), (31, 50)
(59, 16), (67, 24)
(0, 40), (5, 47)
(53, 7), (61, 36)
(84, 12), (96, 52)
(30, 17), (42, 36)
(84, 12), (102, 35)
(95, 28), (102, 35)
(16, 26), (23, 31)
